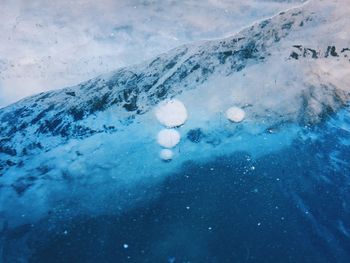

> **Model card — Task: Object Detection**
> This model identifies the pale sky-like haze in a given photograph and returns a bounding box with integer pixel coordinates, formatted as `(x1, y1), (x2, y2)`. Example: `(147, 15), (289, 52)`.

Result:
(0, 0), (305, 107)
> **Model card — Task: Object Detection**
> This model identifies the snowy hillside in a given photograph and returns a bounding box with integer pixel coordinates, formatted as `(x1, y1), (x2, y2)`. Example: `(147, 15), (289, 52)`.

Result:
(0, 0), (350, 230)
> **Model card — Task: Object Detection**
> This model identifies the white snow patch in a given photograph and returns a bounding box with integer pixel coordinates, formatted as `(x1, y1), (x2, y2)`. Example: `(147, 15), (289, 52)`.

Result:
(155, 99), (188, 127)
(226, 107), (245, 123)
(160, 149), (174, 161)
(157, 129), (181, 148)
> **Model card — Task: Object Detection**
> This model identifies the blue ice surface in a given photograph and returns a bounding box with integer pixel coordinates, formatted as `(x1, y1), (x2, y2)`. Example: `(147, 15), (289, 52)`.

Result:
(3, 106), (350, 263)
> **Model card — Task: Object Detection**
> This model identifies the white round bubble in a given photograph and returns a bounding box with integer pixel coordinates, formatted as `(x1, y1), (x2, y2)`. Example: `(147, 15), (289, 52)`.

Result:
(226, 106), (245, 123)
(157, 129), (181, 148)
(160, 149), (174, 161)
(155, 99), (188, 128)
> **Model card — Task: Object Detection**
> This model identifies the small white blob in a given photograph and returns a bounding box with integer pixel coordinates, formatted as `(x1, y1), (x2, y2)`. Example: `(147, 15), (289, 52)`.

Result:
(157, 129), (180, 148)
(225, 106), (245, 123)
(160, 149), (174, 161)
(155, 99), (188, 127)
(123, 244), (129, 249)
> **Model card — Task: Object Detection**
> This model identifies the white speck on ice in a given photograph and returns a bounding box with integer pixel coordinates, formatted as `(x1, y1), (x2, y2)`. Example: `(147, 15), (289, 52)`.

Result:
(226, 106), (245, 123)
(155, 99), (188, 127)
(160, 149), (174, 161)
(157, 129), (181, 148)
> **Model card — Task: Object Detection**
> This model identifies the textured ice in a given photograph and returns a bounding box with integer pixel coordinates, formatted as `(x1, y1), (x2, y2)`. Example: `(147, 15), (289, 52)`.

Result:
(0, 0), (349, 234)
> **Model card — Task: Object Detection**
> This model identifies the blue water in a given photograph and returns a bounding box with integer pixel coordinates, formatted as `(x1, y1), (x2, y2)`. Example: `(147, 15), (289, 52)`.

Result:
(3, 107), (350, 262)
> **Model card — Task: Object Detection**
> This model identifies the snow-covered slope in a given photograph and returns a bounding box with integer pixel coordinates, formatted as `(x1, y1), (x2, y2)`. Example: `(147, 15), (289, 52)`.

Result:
(0, 0), (350, 227)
